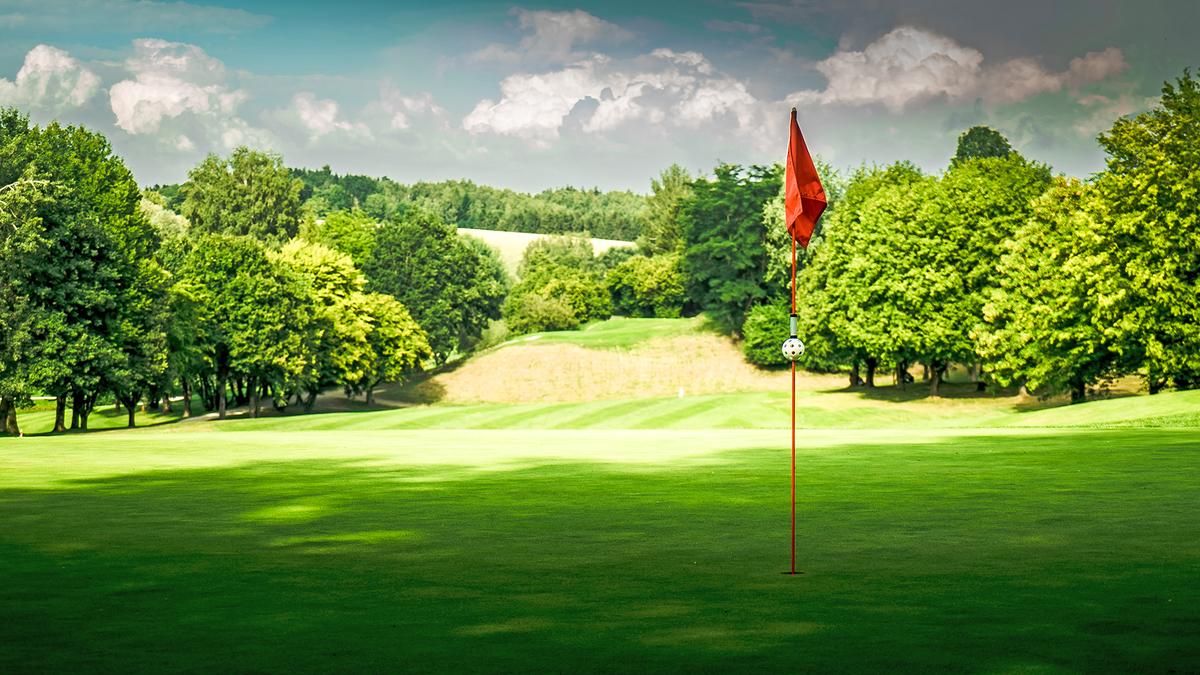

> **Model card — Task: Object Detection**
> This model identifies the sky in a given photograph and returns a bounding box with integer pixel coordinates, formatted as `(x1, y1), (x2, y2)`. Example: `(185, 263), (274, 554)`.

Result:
(1, 0), (1196, 193)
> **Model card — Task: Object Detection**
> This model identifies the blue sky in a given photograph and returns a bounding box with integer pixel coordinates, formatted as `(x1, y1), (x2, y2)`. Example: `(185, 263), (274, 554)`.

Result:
(1, 0), (1196, 192)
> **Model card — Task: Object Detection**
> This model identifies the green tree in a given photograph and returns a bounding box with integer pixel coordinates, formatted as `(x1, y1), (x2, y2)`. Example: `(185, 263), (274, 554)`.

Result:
(181, 147), (304, 242)
(952, 126), (1014, 165)
(1093, 70), (1200, 391)
(681, 163), (782, 334)
(355, 292), (433, 404)
(364, 209), (506, 363)
(606, 253), (686, 318)
(638, 164), (693, 255)
(976, 179), (1126, 401)
(792, 162), (925, 387)
(518, 233), (596, 276)
(301, 207), (378, 267)
(0, 110), (161, 431)
(181, 235), (317, 418)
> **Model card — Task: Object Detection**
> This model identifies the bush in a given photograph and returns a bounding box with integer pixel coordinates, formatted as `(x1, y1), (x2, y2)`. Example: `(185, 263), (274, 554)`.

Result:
(607, 254), (686, 318)
(742, 303), (790, 367)
(503, 263), (611, 335)
(504, 293), (579, 334)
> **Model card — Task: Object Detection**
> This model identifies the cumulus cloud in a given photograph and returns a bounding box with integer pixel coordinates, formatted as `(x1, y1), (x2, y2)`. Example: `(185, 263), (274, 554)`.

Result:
(791, 26), (1127, 111)
(0, 44), (100, 112)
(108, 38), (268, 150)
(372, 88), (445, 131)
(463, 48), (766, 146)
(468, 8), (631, 64)
(289, 92), (371, 140)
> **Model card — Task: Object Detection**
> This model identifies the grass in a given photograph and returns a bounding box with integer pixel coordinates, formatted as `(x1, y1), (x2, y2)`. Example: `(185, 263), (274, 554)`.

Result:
(3, 315), (1199, 670)
(511, 316), (715, 349)
(1, 423), (1197, 671)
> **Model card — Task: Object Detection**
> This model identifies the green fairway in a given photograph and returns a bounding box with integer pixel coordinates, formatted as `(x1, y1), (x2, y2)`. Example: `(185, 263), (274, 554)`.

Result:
(2, 412), (1198, 671)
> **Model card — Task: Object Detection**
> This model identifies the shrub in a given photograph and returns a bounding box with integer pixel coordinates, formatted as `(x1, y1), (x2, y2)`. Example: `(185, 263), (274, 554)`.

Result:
(607, 254), (686, 318)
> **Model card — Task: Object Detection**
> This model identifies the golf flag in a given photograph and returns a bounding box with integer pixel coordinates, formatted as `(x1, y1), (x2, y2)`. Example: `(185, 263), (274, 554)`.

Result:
(785, 109), (826, 248)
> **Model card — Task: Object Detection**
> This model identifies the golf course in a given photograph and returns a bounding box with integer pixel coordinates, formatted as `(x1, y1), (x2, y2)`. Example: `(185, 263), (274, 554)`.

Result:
(2, 318), (1197, 672)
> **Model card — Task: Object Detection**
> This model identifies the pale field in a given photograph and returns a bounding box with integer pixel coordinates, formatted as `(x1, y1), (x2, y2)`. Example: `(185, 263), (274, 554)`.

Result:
(457, 227), (635, 274)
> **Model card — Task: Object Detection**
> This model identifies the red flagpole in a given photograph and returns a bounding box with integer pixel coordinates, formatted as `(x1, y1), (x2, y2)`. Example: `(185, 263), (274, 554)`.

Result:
(790, 234), (797, 575)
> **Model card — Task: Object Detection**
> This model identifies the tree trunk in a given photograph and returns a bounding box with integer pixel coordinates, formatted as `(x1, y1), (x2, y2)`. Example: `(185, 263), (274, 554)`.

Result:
(930, 361), (944, 397)
(1, 398), (18, 436)
(54, 393), (67, 433)
(249, 377), (260, 419)
(304, 390), (318, 413)
(922, 362), (930, 382)
(218, 373), (228, 420)
(125, 399), (137, 428)
(1070, 379), (1086, 404)
(865, 357), (877, 388)
(80, 391), (98, 430)
(850, 360), (861, 387)
(182, 378), (192, 418)
(895, 360), (907, 389)
(366, 381), (378, 406)
(71, 389), (82, 430)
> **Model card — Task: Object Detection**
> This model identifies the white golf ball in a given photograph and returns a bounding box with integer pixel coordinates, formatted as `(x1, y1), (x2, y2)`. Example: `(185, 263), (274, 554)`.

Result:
(781, 337), (805, 361)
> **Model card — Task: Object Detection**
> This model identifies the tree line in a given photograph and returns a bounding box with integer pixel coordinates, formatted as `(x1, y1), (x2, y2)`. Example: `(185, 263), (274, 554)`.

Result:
(748, 71), (1199, 401)
(0, 121), (506, 435)
(3, 69), (1196, 435)
(156, 167), (649, 241)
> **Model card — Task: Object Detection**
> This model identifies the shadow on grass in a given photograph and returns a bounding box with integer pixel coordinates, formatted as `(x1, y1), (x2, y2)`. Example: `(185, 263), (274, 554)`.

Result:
(1, 429), (1198, 671)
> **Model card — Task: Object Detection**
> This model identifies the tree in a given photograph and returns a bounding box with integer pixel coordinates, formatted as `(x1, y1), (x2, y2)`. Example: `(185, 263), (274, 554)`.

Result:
(681, 163), (782, 334)
(300, 207), (377, 267)
(364, 209), (507, 363)
(504, 261), (611, 335)
(356, 292), (433, 404)
(952, 126), (1014, 165)
(1093, 70), (1200, 392)
(606, 253), (686, 318)
(180, 147), (304, 242)
(792, 162), (925, 387)
(976, 179), (1126, 401)
(181, 235), (317, 419)
(274, 239), (365, 410)
(0, 110), (160, 431)
(517, 233), (596, 276)
(638, 164), (693, 255)
(918, 152), (1051, 393)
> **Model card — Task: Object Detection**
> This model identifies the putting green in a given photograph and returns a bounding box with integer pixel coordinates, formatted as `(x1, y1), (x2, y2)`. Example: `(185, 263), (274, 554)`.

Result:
(1, 417), (1198, 671)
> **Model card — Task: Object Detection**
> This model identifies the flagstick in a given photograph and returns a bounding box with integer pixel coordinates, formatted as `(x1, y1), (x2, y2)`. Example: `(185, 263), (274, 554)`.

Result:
(790, 234), (798, 575)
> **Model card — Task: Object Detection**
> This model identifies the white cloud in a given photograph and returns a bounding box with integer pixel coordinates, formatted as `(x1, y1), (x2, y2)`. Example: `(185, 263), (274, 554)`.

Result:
(1073, 92), (1156, 136)
(463, 48), (768, 146)
(0, 44), (100, 112)
(108, 38), (267, 150)
(290, 92), (371, 140)
(468, 8), (631, 64)
(791, 26), (1127, 111)
(371, 88), (445, 131)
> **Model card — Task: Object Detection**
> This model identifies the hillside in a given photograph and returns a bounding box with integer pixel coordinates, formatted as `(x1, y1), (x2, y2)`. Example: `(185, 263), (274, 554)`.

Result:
(457, 227), (634, 274)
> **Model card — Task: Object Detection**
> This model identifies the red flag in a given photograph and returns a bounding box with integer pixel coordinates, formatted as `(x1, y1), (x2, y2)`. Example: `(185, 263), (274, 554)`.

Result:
(785, 108), (826, 248)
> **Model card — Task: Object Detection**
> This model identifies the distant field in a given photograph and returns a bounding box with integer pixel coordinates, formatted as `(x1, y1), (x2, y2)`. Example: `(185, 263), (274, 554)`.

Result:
(457, 227), (635, 274)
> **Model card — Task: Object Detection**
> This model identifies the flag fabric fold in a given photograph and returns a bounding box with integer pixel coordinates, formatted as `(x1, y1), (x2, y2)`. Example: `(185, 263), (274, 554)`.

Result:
(785, 109), (827, 248)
